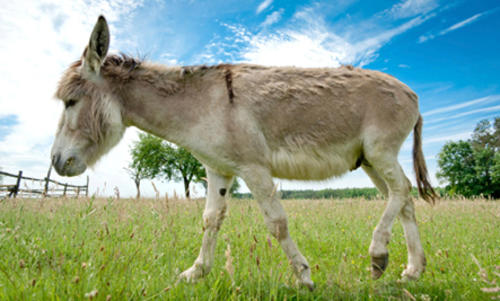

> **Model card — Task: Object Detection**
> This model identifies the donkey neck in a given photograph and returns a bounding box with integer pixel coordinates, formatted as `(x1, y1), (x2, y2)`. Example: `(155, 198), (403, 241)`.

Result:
(117, 63), (222, 147)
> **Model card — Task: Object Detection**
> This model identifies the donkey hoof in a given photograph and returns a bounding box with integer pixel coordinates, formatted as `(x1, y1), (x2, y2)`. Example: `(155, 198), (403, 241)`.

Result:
(401, 265), (423, 281)
(371, 254), (389, 279)
(297, 278), (315, 291)
(178, 265), (205, 283)
(296, 263), (315, 291)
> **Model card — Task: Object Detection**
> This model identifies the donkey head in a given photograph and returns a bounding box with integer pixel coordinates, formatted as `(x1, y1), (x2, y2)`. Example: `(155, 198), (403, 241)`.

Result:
(51, 16), (125, 176)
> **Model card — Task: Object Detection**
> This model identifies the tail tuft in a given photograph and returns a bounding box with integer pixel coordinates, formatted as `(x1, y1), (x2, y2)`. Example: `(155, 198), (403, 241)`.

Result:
(413, 115), (438, 204)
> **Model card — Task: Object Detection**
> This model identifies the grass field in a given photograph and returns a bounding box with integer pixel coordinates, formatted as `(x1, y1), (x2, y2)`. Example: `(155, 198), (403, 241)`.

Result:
(0, 196), (498, 300)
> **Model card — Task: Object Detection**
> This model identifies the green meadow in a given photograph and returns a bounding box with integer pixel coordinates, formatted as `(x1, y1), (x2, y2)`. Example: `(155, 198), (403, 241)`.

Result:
(0, 196), (498, 300)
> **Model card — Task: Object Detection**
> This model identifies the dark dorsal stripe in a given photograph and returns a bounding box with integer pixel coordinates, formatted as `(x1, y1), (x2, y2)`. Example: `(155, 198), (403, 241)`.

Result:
(224, 67), (234, 103)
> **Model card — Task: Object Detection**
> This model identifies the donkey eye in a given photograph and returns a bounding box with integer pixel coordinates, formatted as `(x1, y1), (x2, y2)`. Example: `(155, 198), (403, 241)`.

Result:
(65, 99), (77, 109)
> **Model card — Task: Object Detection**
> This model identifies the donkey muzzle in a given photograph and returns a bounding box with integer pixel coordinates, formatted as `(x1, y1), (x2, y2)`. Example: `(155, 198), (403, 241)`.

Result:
(52, 153), (86, 177)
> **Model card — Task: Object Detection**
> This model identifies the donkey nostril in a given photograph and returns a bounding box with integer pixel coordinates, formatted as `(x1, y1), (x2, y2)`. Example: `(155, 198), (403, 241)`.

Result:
(65, 156), (75, 167)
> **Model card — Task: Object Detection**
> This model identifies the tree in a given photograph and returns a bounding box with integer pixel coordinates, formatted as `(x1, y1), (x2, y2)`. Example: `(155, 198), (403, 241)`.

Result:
(437, 117), (500, 198)
(471, 118), (500, 150)
(161, 145), (206, 198)
(492, 152), (500, 186)
(128, 133), (165, 199)
(437, 141), (478, 197)
(130, 133), (206, 198)
(124, 167), (146, 199)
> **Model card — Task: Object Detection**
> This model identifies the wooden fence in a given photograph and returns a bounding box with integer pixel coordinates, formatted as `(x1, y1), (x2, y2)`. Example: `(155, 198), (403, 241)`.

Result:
(0, 167), (88, 198)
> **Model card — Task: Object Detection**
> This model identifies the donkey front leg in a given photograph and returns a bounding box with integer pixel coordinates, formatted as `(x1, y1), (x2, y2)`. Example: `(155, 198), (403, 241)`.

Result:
(179, 169), (233, 282)
(241, 166), (314, 290)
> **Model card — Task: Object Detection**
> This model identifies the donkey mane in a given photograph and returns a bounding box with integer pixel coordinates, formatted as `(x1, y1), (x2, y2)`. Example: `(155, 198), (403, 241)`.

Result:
(68, 53), (141, 72)
(104, 53), (142, 70)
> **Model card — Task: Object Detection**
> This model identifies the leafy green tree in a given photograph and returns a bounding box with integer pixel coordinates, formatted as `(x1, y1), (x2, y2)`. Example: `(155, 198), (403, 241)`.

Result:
(124, 167), (147, 199)
(437, 117), (500, 198)
(437, 141), (478, 197)
(128, 133), (165, 199)
(471, 118), (500, 150)
(492, 152), (500, 186)
(161, 145), (206, 198)
(470, 117), (500, 198)
(130, 133), (206, 198)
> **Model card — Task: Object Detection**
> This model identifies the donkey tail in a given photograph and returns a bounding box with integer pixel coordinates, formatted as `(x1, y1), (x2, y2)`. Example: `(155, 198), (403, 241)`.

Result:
(413, 115), (437, 204)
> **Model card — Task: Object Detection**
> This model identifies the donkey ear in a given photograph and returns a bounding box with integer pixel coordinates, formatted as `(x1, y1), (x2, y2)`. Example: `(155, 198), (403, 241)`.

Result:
(83, 15), (110, 76)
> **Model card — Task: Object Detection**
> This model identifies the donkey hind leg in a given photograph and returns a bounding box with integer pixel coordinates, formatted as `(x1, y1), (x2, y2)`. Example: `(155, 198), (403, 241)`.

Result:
(241, 166), (314, 290)
(362, 163), (388, 198)
(364, 159), (426, 280)
(399, 199), (426, 280)
(179, 169), (234, 282)
(367, 157), (412, 279)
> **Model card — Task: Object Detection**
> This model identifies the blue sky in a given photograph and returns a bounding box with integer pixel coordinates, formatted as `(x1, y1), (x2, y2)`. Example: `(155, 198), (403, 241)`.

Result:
(0, 0), (499, 197)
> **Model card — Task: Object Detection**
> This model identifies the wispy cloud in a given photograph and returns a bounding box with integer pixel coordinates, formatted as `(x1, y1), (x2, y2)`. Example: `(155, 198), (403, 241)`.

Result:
(442, 13), (484, 34)
(261, 9), (284, 27)
(423, 95), (500, 117)
(256, 0), (273, 14)
(426, 104), (500, 124)
(424, 131), (473, 144)
(201, 5), (435, 67)
(419, 9), (495, 43)
(401, 130), (473, 151)
(385, 0), (438, 19)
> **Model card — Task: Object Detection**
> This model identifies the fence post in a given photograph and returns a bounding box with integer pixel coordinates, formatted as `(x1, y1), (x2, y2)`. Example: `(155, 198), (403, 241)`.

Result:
(76, 187), (80, 198)
(13, 170), (23, 198)
(43, 165), (52, 197)
(85, 176), (89, 197)
(63, 183), (67, 197)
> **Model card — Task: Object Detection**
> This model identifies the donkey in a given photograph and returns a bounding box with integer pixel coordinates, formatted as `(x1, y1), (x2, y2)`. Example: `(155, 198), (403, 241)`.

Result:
(51, 16), (436, 289)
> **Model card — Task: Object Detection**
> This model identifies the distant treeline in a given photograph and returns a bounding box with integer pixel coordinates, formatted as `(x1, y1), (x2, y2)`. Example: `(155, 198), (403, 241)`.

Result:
(234, 187), (380, 200)
(233, 187), (447, 200)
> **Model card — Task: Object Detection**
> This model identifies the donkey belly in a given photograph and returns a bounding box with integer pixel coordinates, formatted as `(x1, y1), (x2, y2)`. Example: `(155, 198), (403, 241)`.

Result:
(269, 142), (361, 180)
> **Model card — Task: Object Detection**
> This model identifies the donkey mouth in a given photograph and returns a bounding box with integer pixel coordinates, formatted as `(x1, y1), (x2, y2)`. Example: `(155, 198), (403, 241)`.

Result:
(52, 154), (87, 177)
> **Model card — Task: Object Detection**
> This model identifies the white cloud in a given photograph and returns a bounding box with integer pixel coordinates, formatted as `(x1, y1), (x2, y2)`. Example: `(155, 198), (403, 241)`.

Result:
(398, 64), (410, 68)
(160, 52), (182, 66)
(386, 0), (438, 19)
(419, 9), (493, 43)
(424, 131), (473, 144)
(426, 104), (500, 125)
(240, 29), (349, 67)
(418, 34), (432, 43)
(256, 0), (273, 14)
(261, 9), (284, 27)
(423, 95), (500, 117)
(440, 12), (484, 34)
(216, 8), (435, 67)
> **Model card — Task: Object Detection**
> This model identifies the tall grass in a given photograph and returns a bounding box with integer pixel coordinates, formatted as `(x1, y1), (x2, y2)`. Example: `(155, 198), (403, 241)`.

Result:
(0, 196), (498, 300)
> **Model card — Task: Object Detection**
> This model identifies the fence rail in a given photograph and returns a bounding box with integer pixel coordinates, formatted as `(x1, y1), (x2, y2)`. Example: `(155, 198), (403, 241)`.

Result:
(0, 168), (88, 198)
